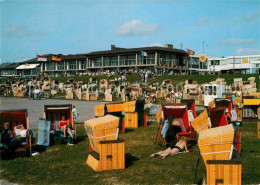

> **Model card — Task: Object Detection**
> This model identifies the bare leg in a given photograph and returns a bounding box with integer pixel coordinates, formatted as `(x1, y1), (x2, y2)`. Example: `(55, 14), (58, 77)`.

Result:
(61, 126), (67, 137)
(151, 147), (171, 157)
(163, 148), (179, 159)
(67, 128), (74, 139)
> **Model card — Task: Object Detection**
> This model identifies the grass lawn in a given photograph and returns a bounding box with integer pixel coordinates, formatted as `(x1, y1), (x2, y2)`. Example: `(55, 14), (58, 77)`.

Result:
(1, 120), (260, 184)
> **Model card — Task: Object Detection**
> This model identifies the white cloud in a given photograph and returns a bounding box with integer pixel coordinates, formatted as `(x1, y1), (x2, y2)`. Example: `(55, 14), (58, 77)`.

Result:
(115, 19), (160, 36)
(196, 17), (209, 26)
(4, 27), (23, 37)
(235, 48), (260, 55)
(141, 43), (163, 47)
(218, 38), (255, 45)
(244, 10), (260, 21)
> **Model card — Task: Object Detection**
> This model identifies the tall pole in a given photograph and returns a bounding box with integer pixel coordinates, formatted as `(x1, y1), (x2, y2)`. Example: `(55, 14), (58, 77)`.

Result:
(180, 43), (183, 50)
(203, 41), (205, 54)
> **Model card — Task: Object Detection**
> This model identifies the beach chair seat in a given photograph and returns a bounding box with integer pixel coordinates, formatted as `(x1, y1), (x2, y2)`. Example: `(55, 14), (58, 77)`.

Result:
(0, 109), (32, 158)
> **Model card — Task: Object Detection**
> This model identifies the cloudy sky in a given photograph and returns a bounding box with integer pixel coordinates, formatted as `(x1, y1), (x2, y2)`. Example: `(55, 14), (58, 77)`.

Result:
(1, 0), (260, 63)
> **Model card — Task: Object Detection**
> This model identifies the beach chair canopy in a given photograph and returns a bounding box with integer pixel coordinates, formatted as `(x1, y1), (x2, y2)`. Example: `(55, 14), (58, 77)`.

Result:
(0, 109), (28, 129)
(162, 104), (190, 133)
(44, 104), (73, 128)
(123, 100), (145, 113)
(209, 107), (228, 128)
(106, 103), (124, 113)
(215, 98), (233, 112)
(180, 99), (197, 117)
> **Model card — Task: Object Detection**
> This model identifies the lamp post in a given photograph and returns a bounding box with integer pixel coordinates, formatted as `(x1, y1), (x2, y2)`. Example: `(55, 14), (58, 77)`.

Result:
(203, 41), (208, 54)
(180, 43), (183, 50)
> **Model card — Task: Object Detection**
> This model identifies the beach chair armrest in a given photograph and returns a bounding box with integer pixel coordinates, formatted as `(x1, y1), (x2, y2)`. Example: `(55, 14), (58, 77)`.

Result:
(177, 132), (190, 136)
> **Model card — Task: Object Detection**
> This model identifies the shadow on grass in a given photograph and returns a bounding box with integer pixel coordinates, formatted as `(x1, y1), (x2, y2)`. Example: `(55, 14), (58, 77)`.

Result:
(125, 153), (139, 168)
(124, 128), (135, 133)
(32, 145), (47, 153)
(76, 135), (86, 144)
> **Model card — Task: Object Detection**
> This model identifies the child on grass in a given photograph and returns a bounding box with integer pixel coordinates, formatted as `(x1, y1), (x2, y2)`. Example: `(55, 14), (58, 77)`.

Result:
(150, 136), (189, 159)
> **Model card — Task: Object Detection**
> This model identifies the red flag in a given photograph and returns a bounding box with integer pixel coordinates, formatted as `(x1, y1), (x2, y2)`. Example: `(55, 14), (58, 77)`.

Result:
(37, 55), (47, 61)
(187, 49), (195, 55)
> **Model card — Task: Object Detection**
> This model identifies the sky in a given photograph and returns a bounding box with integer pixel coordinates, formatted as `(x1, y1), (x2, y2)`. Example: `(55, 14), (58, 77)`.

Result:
(1, 0), (260, 63)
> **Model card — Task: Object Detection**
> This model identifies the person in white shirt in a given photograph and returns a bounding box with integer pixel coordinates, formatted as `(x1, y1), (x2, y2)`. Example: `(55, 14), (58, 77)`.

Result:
(14, 124), (27, 138)
(72, 105), (78, 120)
(9, 123), (28, 152)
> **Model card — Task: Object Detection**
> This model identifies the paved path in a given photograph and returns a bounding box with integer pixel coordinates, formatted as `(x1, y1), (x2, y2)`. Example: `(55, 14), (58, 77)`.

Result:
(0, 97), (205, 129)
(0, 97), (105, 129)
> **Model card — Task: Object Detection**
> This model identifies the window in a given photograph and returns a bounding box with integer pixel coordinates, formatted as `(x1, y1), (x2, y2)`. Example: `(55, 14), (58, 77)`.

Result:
(120, 55), (136, 66)
(249, 57), (260, 62)
(213, 86), (217, 95)
(57, 63), (64, 70)
(68, 61), (77, 69)
(81, 61), (86, 69)
(89, 57), (102, 67)
(205, 86), (213, 95)
(211, 60), (220, 66)
(221, 59), (227, 65)
(45, 63), (54, 70)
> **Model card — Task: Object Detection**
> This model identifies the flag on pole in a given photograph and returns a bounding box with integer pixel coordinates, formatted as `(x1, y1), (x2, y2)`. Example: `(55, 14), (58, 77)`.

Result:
(187, 49), (195, 55)
(52, 55), (61, 61)
(141, 51), (148, 57)
(37, 55), (47, 61)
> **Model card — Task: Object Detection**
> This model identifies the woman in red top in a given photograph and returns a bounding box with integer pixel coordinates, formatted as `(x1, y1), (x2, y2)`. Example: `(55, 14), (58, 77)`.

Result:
(58, 115), (74, 140)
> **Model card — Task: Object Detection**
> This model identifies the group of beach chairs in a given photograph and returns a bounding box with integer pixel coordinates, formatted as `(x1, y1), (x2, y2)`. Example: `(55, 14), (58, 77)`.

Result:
(0, 104), (76, 159)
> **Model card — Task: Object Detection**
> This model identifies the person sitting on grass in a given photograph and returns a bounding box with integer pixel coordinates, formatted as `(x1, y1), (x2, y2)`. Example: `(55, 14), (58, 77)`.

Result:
(150, 136), (189, 159)
(58, 115), (74, 144)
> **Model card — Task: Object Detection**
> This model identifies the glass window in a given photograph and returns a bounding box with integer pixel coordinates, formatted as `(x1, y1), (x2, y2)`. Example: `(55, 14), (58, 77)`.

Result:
(68, 61), (77, 69)
(213, 86), (217, 95)
(120, 55), (136, 66)
(221, 59), (227, 65)
(81, 61), (86, 69)
(234, 58), (241, 64)
(89, 57), (102, 67)
(249, 57), (260, 62)
(209, 86), (212, 95)
(57, 63), (64, 70)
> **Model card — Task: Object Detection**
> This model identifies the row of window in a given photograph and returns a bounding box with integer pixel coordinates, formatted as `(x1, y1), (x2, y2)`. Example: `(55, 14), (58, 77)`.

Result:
(210, 56), (260, 65)
(0, 69), (40, 76)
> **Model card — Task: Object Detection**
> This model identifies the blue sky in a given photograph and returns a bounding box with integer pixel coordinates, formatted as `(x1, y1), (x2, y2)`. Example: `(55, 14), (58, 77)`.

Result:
(1, 0), (260, 63)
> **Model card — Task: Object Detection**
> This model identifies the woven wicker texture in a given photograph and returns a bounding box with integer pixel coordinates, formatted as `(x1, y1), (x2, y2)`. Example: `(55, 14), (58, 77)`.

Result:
(123, 101), (136, 112)
(94, 104), (105, 117)
(106, 103), (124, 113)
(84, 115), (119, 153)
(198, 124), (235, 164)
(191, 109), (210, 134)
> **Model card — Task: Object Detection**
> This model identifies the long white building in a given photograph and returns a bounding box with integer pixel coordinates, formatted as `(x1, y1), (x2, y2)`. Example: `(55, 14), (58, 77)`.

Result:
(208, 55), (260, 74)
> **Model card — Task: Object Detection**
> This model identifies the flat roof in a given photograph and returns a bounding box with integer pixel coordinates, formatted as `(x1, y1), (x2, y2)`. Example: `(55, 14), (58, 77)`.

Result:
(86, 46), (188, 56)
(0, 62), (20, 70)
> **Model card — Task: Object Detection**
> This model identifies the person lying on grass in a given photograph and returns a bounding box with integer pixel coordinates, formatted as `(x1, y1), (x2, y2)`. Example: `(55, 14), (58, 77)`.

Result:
(150, 136), (189, 159)
(58, 115), (74, 142)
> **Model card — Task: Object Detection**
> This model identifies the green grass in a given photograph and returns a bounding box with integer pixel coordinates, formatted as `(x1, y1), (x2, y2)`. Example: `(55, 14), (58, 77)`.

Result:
(1, 121), (260, 184)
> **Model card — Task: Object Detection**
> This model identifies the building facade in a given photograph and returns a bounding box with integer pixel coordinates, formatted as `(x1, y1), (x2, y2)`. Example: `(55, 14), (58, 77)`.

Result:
(208, 55), (260, 74)
(0, 45), (259, 78)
